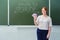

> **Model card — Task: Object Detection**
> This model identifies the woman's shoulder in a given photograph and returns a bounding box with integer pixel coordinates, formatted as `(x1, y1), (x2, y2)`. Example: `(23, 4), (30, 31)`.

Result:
(47, 16), (52, 19)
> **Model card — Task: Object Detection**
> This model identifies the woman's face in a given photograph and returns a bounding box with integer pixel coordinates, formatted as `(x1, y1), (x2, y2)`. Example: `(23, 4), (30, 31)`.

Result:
(42, 8), (47, 15)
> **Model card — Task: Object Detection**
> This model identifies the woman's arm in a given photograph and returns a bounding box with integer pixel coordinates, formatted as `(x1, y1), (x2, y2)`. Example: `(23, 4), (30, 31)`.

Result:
(47, 17), (52, 39)
(32, 13), (38, 26)
(47, 27), (51, 39)
(33, 18), (38, 26)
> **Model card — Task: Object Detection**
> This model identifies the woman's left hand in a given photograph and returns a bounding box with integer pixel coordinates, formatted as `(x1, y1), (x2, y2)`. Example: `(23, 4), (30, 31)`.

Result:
(47, 34), (50, 39)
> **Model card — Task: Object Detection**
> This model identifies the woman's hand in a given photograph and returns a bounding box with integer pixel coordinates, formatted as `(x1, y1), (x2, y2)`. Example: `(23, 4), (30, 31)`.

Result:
(33, 16), (37, 20)
(47, 27), (51, 39)
(32, 13), (38, 25)
(32, 13), (37, 20)
(47, 34), (50, 39)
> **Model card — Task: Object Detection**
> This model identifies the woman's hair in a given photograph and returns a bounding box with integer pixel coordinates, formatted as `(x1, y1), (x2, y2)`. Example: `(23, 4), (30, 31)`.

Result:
(42, 7), (47, 11)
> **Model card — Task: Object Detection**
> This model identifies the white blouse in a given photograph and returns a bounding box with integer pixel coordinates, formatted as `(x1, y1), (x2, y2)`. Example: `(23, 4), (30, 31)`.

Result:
(36, 15), (52, 30)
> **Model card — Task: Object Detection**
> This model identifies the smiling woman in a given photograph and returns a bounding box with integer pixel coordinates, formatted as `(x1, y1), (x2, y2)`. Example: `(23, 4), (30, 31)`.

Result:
(32, 7), (52, 40)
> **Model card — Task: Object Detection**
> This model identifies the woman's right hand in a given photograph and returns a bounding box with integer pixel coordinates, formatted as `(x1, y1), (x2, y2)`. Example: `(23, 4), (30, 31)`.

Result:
(32, 13), (38, 25)
(33, 16), (37, 20)
(32, 13), (37, 20)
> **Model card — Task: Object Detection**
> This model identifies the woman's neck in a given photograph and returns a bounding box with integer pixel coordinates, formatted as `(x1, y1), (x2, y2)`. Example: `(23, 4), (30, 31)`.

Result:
(42, 14), (47, 17)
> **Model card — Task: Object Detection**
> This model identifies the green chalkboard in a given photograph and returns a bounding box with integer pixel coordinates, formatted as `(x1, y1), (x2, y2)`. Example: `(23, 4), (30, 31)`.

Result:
(10, 0), (49, 25)
(51, 0), (60, 25)
(0, 0), (8, 25)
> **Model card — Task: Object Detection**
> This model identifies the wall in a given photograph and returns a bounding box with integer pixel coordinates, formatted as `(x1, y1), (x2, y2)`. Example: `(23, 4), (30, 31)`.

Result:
(0, 26), (60, 40)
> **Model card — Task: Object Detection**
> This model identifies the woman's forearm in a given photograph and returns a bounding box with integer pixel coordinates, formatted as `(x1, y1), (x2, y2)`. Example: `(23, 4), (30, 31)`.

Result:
(33, 18), (37, 26)
(47, 27), (51, 38)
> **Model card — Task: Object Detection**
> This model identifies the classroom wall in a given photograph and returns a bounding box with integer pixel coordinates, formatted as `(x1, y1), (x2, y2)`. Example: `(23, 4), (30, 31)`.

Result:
(10, 0), (49, 25)
(51, 0), (60, 25)
(0, 26), (60, 40)
(0, 0), (8, 25)
(0, 0), (60, 25)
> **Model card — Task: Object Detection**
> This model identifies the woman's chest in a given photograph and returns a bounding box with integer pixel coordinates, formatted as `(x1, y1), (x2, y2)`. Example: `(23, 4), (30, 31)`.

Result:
(39, 17), (49, 23)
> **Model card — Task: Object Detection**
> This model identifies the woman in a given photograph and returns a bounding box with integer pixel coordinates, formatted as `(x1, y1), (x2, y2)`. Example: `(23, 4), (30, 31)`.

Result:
(32, 7), (52, 40)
